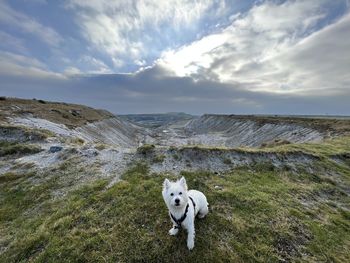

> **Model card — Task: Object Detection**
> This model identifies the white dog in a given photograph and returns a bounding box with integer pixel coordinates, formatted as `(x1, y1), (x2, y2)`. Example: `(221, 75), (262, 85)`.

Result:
(162, 177), (209, 250)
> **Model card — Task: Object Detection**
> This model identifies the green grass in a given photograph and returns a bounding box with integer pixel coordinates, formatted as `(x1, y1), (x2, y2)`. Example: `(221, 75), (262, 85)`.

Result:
(0, 98), (114, 127)
(0, 138), (350, 263)
(0, 125), (54, 142)
(178, 136), (350, 164)
(262, 136), (350, 156)
(137, 144), (155, 154)
(95, 143), (108, 151)
(0, 141), (42, 157)
(152, 154), (166, 163)
(59, 137), (85, 145)
(0, 139), (350, 262)
(223, 158), (232, 165)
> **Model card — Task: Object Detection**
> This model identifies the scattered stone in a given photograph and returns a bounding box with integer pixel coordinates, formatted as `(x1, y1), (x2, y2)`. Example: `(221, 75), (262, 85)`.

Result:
(49, 146), (63, 153)
(69, 109), (81, 117)
(83, 149), (99, 157)
(214, 185), (223, 190)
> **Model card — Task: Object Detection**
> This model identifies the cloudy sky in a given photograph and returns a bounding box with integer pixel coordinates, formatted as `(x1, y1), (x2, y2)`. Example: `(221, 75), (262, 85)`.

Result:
(0, 0), (349, 115)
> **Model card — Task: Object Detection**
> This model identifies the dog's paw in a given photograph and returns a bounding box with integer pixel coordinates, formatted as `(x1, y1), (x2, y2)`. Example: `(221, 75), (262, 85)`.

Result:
(198, 213), (206, 219)
(187, 239), (194, 250)
(169, 227), (179, 236)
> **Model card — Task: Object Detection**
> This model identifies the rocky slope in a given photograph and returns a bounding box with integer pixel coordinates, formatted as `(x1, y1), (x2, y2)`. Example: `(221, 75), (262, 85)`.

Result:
(1, 98), (145, 148)
(183, 114), (325, 147)
(1, 97), (350, 184)
(0, 98), (147, 187)
(148, 114), (350, 148)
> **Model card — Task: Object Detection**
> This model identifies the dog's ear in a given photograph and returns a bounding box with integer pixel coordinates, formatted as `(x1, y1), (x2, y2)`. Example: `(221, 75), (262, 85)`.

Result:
(179, 176), (187, 190)
(163, 179), (170, 190)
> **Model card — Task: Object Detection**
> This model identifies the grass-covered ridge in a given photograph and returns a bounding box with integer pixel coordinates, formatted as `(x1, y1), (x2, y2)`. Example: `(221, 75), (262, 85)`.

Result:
(1, 137), (350, 263)
(0, 97), (115, 128)
(177, 136), (350, 157)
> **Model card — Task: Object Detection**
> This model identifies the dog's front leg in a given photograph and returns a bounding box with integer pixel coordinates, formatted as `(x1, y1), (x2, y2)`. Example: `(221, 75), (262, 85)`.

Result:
(169, 225), (179, 235)
(186, 223), (195, 250)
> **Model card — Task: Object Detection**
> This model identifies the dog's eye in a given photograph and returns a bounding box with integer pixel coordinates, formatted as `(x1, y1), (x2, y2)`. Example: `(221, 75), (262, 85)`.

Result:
(179, 192), (182, 195)
(170, 193), (174, 196)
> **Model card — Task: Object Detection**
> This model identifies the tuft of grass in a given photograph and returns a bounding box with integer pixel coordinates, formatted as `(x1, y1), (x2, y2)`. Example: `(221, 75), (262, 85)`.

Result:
(152, 154), (166, 163)
(169, 146), (177, 151)
(173, 153), (181, 160)
(223, 158), (232, 165)
(0, 141), (42, 157)
(0, 125), (54, 142)
(137, 144), (156, 154)
(0, 171), (36, 183)
(69, 137), (85, 145)
(260, 139), (291, 148)
(95, 143), (108, 151)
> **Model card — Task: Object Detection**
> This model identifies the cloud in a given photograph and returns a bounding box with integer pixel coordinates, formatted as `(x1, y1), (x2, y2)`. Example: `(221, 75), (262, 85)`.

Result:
(0, 51), (64, 79)
(65, 0), (229, 69)
(23, 0), (47, 4)
(270, 13), (350, 95)
(78, 56), (113, 74)
(63, 67), (82, 75)
(0, 31), (27, 54)
(157, 0), (350, 96)
(0, 0), (349, 115)
(0, 1), (62, 47)
(1, 64), (349, 115)
(157, 32), (228, 77)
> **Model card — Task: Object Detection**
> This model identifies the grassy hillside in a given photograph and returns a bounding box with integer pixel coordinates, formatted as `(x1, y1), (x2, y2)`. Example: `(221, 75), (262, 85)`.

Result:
(0, 138), (349, 262)
(0, 97), (114, 128)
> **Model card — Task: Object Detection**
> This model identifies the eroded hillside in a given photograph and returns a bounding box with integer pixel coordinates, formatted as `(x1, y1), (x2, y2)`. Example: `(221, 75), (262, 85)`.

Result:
(150, 114), (350, 148)
(1, 97), (350, 181)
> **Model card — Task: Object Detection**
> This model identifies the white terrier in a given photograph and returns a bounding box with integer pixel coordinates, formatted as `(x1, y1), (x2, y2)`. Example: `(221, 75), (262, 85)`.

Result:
(162, 177), (209, 250)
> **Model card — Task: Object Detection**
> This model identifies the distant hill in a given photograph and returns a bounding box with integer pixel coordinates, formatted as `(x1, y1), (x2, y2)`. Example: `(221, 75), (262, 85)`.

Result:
(120, 112), (195, 127)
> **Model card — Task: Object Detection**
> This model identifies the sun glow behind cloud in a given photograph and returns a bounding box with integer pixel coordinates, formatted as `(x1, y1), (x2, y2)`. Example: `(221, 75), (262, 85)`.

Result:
(65, 0), (229, 69)
(0, 0), (349, 114)
(156, 0), (350, 95)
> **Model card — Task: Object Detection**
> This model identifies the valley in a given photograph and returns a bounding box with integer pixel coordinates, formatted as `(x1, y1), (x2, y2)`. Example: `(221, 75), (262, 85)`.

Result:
(0, 97), (350, 262)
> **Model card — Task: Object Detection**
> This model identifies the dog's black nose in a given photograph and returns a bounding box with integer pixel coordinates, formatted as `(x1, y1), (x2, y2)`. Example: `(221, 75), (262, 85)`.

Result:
(175, 198), (180, 204)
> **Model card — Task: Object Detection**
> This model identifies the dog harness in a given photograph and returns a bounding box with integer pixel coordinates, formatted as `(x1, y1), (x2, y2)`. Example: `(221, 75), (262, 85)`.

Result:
(170, 196), (196, 229)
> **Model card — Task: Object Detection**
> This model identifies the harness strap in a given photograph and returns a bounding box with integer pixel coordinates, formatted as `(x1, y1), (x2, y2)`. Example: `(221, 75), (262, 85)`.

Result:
(170, 203), (189, 227)
(189, 196), (196, 212)
(170, 196), (197, 228)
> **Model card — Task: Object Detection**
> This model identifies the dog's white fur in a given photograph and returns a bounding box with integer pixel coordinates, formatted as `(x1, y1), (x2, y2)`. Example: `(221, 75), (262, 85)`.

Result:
(162, 177), (209, 250)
